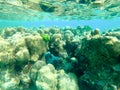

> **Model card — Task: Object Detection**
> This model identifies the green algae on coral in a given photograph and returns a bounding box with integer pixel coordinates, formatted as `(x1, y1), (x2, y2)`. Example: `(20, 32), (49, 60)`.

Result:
(41, 34), (50, 42)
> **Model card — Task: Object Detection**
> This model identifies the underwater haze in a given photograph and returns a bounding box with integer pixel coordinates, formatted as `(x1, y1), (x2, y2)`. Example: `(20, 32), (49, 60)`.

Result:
(0, 18), (120, 32)
(0, 0), (120, 90)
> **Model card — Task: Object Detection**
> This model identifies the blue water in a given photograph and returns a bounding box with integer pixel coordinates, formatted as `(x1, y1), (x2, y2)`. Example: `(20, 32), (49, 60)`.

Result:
(0, 17), (120, 32)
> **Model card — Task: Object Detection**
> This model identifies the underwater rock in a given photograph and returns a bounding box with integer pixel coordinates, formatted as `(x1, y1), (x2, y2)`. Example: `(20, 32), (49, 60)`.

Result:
(1, 27), (27, 39)
(49, 33), (66, 56)
(20, 72), (31, 89)
(78, 79), (103, 90)
(112, 64), (120, 72)
(1, 27), (17, 39)
(1, 78), (20, 90)
(91, 28), (100, 36)
(0, 26), (120, 90)
(64, 30), (74, 42)
(0, 51), (15, 66)
(75, 31), (120, 89)
(0, 38), (15, 66)
(36, 64), (57, 90)
(25, 34), (47, 62)
(8, 32), (31, 68)
(29, 61), (46, 82)
(0, 27), (49, 90)
(57, 70), (79, 90)
(32, 60), (46, 70)
(44, 51), (62, 69)
(105, 29), (120, 40)
(36, 64), (79, 90)
(15, 47), (30, 63)
(0, 70), (20, 90)
(64, 39), (79, 57)
(29, 61), (79, 90)
(49, 27), (59, 34)
(76, 34), (120, 70)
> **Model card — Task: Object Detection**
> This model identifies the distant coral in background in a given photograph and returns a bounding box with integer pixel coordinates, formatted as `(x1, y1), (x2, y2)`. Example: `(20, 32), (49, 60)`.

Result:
(0, 26), (120, 90)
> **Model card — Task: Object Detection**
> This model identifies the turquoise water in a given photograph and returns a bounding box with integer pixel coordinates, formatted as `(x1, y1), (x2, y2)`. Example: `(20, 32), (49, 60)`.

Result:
(0, 17), (120, 32)
(0, 1), (120, 90)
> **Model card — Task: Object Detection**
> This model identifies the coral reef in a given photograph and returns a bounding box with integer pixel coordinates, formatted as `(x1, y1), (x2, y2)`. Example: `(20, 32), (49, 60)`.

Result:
(0, 26), (120, 90)
(75, 28), (120, 89)
(0, 27), (48, 89)
(25, 34), (47, 61)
